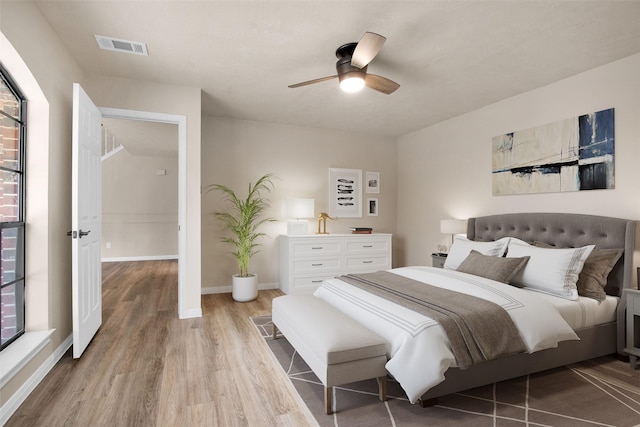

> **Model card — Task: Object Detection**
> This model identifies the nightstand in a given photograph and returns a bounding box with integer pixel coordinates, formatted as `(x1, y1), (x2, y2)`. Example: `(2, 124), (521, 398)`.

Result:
(624, 288), (640, 369)
(431, 253), (447, 268)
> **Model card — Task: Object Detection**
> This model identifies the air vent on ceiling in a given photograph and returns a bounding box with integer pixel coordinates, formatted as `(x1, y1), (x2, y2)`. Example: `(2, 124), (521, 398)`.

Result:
(94, 35), (148, 56)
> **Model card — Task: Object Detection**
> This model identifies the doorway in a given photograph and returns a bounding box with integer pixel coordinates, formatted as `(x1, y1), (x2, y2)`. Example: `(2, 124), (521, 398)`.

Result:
(101, 118), (178, 262)
(99, 107), (189, 318)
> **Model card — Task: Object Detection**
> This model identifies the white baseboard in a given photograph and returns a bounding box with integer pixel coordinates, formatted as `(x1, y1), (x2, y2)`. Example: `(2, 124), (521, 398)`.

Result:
(201, 282), (279, 295)
(178, 307), (203, 319)
(101, 255), (178, 263)
(0, 334), (72, 426)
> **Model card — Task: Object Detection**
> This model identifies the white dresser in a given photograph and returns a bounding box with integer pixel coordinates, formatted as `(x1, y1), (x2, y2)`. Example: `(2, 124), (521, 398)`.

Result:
(279, 233), (392, 294)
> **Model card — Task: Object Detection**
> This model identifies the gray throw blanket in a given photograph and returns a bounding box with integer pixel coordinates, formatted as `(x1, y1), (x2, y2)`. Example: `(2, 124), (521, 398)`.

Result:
(339, 271), (527, 369)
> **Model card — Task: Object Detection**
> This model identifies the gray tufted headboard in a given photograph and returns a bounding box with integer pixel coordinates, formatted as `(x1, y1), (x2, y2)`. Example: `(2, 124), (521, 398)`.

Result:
(467, 212), (636, 355)
(467, 212), (635, 297)
(467, 213), (636, 354)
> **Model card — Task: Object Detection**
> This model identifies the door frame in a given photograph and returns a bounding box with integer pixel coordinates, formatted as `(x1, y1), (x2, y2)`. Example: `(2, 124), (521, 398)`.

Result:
(99, 107), (189, 318)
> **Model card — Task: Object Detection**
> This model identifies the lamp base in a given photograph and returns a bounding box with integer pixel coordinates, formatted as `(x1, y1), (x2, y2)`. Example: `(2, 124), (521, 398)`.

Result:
(287, 220), (309, 235)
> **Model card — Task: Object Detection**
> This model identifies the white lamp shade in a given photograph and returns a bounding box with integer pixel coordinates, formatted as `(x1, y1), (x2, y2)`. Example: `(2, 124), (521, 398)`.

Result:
(282, 198), (315, 219)
(282, 199), (315, 235)
(440, 219), (467, 235)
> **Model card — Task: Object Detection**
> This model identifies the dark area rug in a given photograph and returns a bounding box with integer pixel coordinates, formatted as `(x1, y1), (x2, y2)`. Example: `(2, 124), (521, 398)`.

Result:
(252, 315), (640, 427)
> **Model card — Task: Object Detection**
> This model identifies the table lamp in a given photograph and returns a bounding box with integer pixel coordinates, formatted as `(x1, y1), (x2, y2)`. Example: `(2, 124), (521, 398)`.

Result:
(282, 198), (315, 235)
(440, 218), (467, 247)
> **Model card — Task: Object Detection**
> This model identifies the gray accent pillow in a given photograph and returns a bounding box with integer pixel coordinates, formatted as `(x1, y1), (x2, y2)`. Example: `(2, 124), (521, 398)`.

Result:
(577, 249), (624, 301)
(456, 250), (530, 284)
(533, 242), (623, 302)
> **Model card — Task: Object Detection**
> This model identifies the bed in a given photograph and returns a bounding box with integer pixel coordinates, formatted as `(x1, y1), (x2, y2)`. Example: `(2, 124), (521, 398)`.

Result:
(313, 212), (636, 405)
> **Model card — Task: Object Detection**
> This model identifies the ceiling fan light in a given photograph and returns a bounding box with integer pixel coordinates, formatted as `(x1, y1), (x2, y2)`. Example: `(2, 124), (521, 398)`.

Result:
(339, 75), (365, 93)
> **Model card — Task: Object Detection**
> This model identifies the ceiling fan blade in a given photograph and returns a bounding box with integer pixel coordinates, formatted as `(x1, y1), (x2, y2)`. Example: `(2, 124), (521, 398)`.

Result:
(351, 32), (386, 69)
(365, 74), (400, 95)
(288, 75), (338, 88)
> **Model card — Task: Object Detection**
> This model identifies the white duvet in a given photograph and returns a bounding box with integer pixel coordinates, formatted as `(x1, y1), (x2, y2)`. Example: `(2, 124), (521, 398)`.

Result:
(313, 266), (580, 403)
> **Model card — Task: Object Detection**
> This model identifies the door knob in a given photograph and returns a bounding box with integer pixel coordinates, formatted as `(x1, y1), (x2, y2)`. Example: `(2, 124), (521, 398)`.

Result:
(67, 230), (90, 238)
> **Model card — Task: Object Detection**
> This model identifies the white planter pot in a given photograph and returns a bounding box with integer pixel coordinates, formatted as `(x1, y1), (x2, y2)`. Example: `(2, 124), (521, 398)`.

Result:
(232, 274), (258, 302)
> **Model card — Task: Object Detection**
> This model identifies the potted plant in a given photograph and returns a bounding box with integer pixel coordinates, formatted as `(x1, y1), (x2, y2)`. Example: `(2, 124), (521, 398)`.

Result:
(203, 173), (275, 302)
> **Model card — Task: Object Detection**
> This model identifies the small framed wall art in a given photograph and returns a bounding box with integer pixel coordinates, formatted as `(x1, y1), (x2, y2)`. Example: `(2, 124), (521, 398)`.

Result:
(365, 171), (380, 193)
(367, 198), (378, 216)
(329, 168), (362, 218)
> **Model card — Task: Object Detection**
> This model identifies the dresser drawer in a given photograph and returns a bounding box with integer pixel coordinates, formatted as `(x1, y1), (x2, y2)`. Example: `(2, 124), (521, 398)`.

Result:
(291, 241), (341, 256)
(346, 255), (390, 270)
(346, 239), (390, 253)
(293, 258), (341, 272)
(292, 275), (336, 291)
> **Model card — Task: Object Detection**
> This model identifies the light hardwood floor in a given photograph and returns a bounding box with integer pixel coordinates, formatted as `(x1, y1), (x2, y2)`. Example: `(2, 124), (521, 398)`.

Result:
(5, 260), (317, 427)
(6, 261), (638, 426)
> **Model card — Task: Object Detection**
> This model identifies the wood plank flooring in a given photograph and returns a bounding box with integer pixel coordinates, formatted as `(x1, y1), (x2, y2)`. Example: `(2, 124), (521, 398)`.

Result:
(5, 260), (317, 427)
(6, 260), (638, 426)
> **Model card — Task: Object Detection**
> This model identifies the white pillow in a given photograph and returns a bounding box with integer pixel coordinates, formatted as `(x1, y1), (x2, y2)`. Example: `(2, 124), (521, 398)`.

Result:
(506, 241), (595, 300)
(443, 236), (509, 270)
(504, 237), (531, 250)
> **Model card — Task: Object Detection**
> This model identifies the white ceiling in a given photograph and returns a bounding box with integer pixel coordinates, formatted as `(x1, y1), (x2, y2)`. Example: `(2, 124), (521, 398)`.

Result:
(36, 0), (640, 138)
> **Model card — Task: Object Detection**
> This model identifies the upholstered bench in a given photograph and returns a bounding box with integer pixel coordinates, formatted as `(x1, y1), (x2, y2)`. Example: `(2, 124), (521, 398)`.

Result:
(272, 294), (388, 414)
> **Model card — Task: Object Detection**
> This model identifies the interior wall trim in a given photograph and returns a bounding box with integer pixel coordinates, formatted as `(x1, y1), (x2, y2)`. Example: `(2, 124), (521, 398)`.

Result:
(101, 255), (178, 263)
(0, 334), (72, 425)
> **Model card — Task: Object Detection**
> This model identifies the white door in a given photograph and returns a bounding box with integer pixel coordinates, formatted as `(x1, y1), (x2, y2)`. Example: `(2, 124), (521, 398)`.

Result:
(71, 83), (102, 358)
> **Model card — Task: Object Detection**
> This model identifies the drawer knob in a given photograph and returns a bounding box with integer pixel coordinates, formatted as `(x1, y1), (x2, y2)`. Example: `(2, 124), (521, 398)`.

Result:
(362, 245), (373, 248)
(311, 246), (323, 250)
(363, 260), (373, 264)
(311, 263), (323, 266)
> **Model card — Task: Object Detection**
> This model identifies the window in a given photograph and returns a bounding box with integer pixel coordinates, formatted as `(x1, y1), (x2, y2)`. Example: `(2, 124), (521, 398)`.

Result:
(0, 64), (26, 351)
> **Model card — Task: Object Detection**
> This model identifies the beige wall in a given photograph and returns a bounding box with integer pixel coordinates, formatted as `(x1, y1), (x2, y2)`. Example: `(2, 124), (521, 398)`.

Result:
(0, 1), (84, 407)
(397, 53), (640, 274)
(201, 117), (397, 289)
(0, 1), (202, 410)
(102, 151), (178, 259)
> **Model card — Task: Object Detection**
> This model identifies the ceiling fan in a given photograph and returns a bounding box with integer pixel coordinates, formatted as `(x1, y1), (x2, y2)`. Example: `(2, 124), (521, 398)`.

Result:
(288, 32), (400, 95)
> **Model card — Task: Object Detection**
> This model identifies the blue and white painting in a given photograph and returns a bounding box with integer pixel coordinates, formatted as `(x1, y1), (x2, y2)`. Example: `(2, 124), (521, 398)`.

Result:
(492, 108), (614, 195)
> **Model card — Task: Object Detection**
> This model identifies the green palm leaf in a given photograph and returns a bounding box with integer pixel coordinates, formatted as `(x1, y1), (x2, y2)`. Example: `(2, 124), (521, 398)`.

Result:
(203, 173), (276, 277)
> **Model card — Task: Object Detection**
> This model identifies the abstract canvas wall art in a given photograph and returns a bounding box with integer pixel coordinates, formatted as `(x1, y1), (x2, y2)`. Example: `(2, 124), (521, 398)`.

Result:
(492, 108), (614, 195)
